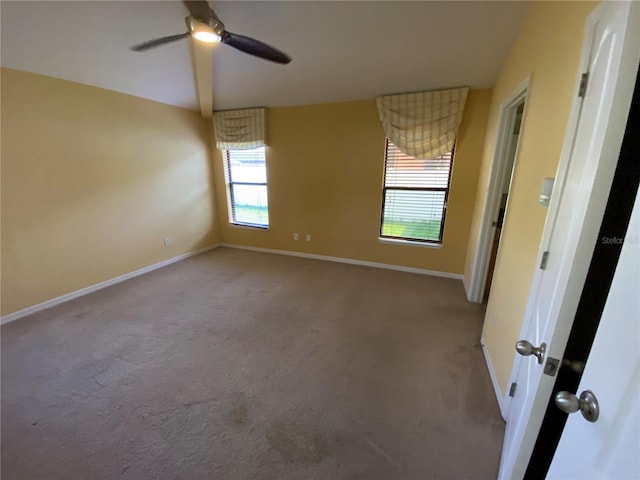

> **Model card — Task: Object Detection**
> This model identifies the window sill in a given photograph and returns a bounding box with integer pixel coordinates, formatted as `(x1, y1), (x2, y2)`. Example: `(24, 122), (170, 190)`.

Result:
(378, 237), (442, 249)
(229, 223), (269, 231)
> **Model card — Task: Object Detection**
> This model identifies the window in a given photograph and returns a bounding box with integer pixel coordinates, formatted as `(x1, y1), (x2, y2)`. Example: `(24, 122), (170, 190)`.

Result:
(380, 140), (453, 243)
(223, 147), (269, 228)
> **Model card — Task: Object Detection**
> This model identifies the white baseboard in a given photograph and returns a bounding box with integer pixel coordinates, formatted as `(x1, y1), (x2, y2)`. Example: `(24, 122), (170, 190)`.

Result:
(1, 244), (221, 325)
(2, 243), (462, 325)
(220, 243), (464, 280)
(480, 337), (507, 420)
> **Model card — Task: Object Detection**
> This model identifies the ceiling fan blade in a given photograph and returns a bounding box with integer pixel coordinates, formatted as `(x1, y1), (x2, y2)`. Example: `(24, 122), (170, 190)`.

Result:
(131, 32), (190, 52)
(221, 31), (292, 64)
(183, 0), (213, 21)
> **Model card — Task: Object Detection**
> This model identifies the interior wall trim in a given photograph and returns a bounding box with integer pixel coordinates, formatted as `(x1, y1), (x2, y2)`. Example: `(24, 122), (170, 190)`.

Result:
(481, 336), (507, 420)
(466, 76), (531, 303)
(0, 244), (221, 325)
(221, 243), (464, 280)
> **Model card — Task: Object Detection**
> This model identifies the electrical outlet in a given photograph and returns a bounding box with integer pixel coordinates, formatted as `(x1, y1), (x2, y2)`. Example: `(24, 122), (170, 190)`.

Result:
(306, 234), (311, 242)
(293, 233), (299, 241)
(491, 313), (497, 325)
(163, 237), (170, 247)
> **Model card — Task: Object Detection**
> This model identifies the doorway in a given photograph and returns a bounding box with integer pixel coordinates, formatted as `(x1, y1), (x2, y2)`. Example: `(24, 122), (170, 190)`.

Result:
(466, 81), (529, 304)
(483, 101), (525, 301)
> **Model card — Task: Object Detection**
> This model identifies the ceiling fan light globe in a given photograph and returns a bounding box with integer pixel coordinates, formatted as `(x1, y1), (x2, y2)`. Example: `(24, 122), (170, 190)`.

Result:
(193, 31), (220, 43)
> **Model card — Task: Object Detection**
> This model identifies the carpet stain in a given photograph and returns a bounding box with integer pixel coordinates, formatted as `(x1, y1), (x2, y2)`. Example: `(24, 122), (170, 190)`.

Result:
(229, 393), (250, 426)
(267, 420), (328, 463)
(230, 404), (249, 426)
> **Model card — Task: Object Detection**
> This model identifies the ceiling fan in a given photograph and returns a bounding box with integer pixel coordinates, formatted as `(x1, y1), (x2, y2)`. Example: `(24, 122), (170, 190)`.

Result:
(131, 0), (291, 64)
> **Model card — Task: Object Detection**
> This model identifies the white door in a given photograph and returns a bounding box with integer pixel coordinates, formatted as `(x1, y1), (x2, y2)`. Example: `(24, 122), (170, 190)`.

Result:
(498, 1), (640, 478)
(547, 185), (640, 478)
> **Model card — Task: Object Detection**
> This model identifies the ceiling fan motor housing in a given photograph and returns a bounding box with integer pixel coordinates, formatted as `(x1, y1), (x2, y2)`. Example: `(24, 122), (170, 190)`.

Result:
(185, 16), (224, 37)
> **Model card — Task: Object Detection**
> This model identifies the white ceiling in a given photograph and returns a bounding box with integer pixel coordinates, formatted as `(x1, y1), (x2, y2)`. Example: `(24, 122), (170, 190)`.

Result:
(1, 1), (529, 111)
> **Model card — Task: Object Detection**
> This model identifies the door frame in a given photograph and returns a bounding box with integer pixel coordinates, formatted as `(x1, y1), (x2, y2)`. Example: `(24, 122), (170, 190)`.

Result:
(499, 1), (640, 477)
(465, 78), (530, 304)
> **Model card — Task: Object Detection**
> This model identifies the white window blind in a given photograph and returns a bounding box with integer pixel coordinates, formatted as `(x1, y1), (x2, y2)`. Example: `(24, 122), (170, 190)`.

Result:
(380, 140), (453, 243)
(224, 147), (269, 228)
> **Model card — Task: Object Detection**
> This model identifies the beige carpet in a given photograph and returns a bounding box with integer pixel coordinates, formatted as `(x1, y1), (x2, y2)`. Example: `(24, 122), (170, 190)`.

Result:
(1, 247), (504, 479)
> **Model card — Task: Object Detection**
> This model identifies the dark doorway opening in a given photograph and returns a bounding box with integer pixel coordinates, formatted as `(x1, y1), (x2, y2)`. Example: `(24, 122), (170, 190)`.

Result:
(484, 101), (525, 301)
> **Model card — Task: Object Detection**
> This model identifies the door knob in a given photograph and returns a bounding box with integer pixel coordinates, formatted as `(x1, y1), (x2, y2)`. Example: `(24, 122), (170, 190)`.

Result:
(515, 340), (546, 364)
(555, 390), (599, 422)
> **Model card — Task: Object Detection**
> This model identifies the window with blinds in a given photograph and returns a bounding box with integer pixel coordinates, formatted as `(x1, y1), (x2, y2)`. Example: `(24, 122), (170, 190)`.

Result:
(380, 140), (453, 243)
(223, 147), (269, 228)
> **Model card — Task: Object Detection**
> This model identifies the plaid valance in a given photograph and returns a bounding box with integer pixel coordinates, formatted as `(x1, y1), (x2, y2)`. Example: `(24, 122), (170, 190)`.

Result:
(213, 108), (266, 150)
(377, 87), (468, 158)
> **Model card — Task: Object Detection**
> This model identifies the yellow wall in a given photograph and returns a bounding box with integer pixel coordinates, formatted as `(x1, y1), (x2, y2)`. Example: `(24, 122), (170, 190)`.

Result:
(1, 68), (219, 316)
(464, 1), (597, 393)
(212, 90), (492, 274)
